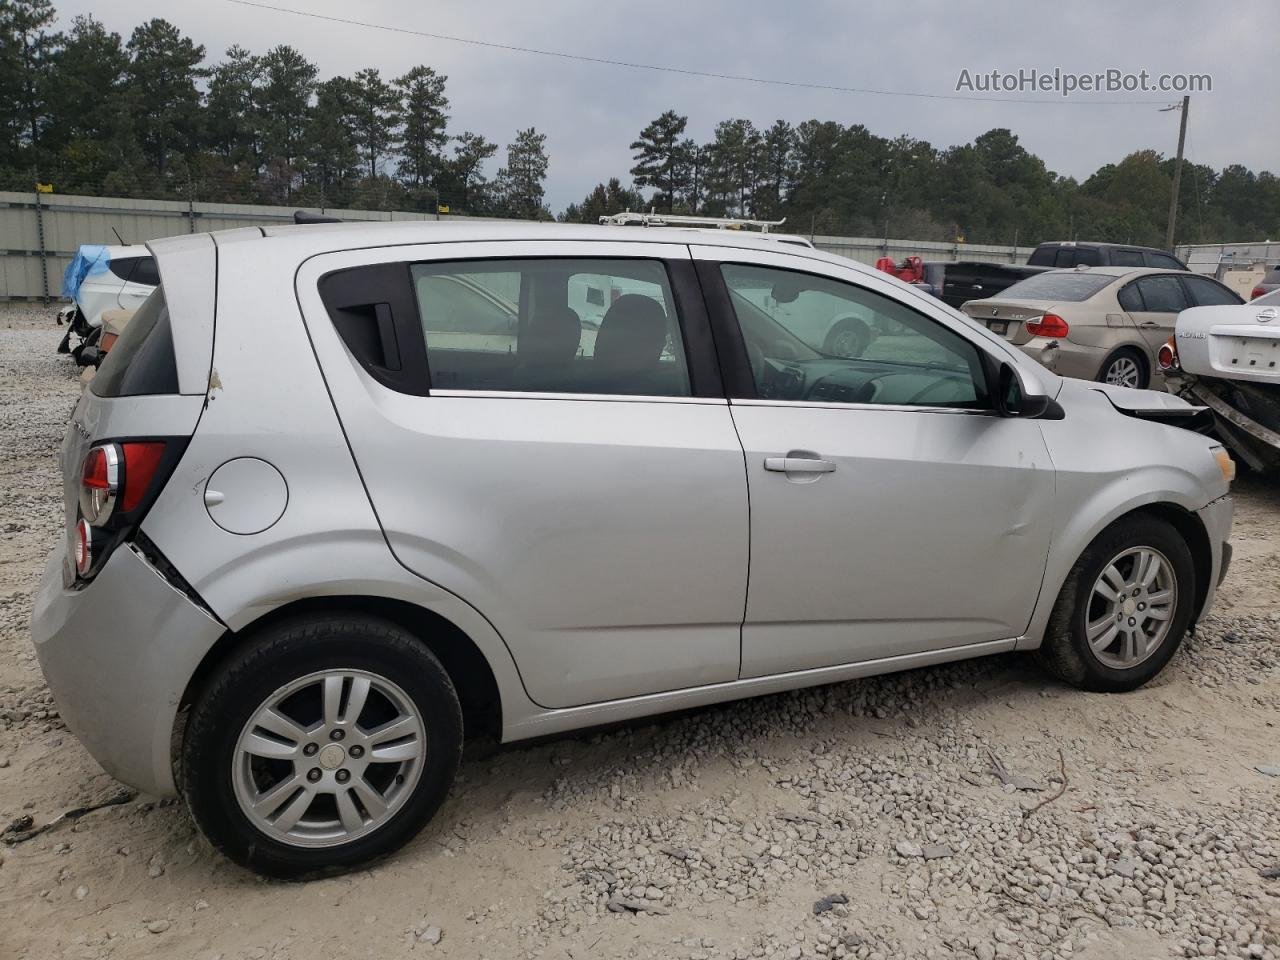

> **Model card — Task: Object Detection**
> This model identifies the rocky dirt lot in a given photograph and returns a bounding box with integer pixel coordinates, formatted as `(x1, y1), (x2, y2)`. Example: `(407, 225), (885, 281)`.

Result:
(0, 304), (1277, 960)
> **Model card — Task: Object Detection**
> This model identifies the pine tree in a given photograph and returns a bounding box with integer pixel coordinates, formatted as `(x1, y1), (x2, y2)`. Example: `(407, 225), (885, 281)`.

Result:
(496, 127), (550, 220)
(395, 65), (449, 201)
(0, 0), (61, 156)
(349, 67), (399, 181)
(258, 44), (317, 185)
(125, 18), (205, 180)
(629, 110), (687, 212)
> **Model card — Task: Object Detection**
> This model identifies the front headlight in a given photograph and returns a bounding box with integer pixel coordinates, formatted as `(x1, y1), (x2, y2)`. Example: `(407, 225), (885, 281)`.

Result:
(1210, 445), (1236, 484)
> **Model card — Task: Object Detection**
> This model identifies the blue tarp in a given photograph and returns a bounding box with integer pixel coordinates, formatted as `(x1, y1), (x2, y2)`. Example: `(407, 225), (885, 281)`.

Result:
(61, 244), (112, 301)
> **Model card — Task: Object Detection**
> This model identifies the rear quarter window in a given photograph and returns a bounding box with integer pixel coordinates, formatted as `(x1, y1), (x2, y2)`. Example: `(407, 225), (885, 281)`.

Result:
(91, 288), (179, 397)
(1000, 271), (1115, 302)
(1027, 246), (1057, 267)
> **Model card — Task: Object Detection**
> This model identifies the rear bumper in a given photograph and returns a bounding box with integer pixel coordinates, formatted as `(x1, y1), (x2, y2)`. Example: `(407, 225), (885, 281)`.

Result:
(1194, 494), (1234, 620)
(30, 540), (224, 797)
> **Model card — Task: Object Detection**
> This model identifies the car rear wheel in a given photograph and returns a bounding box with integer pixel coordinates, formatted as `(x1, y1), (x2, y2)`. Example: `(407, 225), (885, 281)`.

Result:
(1098, 347), (1148, 389)
(181, 614), (462, 879)
(1037, 515), (1194, 692)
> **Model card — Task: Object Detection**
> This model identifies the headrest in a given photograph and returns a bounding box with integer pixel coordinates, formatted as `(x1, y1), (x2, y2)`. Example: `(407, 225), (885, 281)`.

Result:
(594, 295), (668, 369)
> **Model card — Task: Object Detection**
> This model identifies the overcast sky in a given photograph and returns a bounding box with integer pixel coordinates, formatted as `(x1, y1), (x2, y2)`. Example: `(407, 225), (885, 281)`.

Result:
(55, 0), (1275, 210)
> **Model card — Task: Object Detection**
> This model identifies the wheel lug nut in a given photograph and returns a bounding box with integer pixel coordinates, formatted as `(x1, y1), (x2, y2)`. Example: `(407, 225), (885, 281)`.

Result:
(303, 743), (318, 757)
(335, 769), (350, 784)
(307, 768), (322, 783)
(1128, 617), (1137, 626)
(1138, 603), (1146, 611)
(329, 729), (345, 741)
(349, 745), (364, 759)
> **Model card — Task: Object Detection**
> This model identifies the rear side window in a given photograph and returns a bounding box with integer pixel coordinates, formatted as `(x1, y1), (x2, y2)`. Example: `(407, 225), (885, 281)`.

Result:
(1111, 250), (1145, 267)
(1001, 271), (1114, 302)
(91, 288), (179, 397)
(1117, 283), (1145, 312)
(1074, 248), (1101, 266)
(1133, 275), (1189, 313)
(130, 257), (160, 286)
(1146, 253), (1184, 269)
(1182, 275), (1242, 306)
(107, 257), (139, 281)
(1054, 249), (1075, 267)
(410, 258), (691, 397)
(1027, 246), (1056, 267)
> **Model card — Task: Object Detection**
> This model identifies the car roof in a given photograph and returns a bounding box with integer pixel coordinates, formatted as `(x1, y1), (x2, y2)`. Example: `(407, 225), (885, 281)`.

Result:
(184, 220), (851, 270)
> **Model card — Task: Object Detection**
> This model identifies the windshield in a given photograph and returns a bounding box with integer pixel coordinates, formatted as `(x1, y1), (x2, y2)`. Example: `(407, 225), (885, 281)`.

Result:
(999, 271), (1115, 302)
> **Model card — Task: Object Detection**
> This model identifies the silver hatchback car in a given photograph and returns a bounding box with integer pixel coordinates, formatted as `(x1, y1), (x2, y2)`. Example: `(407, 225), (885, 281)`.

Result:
(33, 222), (1234, 877)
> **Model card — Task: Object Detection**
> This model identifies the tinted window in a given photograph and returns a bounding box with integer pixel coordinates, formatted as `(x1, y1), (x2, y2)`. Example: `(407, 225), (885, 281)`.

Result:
(130, 257), (160, 287)
(411, 259), (691, 397)
(1075, 248), (1101, 266)
(1134, 275), (1189, 313)
(107, 257), (139, 281)
(1146, 253), (1184, 269)
(1054, 249), (1075, 267)
(91, 288), (179, 397)
(1117, 283), (1145, 312)
(1027, 246), (1057, 267)
(1111, 250), (1145, 267)
(1182, 276), (1242, 307)
(1001, 271), (1115, 302)
(719, 264), (987, 409)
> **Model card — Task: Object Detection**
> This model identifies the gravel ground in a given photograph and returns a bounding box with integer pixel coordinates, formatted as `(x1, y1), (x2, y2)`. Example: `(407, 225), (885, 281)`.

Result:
(0, 303), (1277, 960)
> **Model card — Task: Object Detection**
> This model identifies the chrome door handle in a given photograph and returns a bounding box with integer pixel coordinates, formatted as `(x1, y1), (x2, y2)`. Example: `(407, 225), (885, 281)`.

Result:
(764, 456), (836, 474)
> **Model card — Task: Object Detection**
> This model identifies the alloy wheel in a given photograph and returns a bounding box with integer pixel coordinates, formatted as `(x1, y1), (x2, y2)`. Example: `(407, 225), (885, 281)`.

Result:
(1104, 355), (1142, 387)
(1084, 546), (1178, 669)
(232, 669), (425, 848)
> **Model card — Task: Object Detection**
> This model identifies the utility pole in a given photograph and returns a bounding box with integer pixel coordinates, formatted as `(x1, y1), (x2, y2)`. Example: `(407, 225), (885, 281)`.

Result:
(1164, 96), (1190, 251)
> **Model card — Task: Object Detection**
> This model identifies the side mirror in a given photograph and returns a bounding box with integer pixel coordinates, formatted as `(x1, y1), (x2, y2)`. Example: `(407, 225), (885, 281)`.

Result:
(995, 361), (1052, 419)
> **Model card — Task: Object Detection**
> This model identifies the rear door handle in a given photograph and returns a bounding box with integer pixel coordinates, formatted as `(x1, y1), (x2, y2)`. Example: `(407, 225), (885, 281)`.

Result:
(764, 456), (836, 474)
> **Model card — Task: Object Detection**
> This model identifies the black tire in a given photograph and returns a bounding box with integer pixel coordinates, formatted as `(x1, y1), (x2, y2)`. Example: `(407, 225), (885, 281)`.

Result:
(823, 317), (872, 358)
(1096, 346), (1149, 389)
(1037, 515), (1195, 692)
(181, 614), (463, 879)
(56, 329), (72, 354)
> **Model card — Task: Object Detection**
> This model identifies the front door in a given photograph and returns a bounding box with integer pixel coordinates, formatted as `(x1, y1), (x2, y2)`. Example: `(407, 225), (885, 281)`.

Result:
(694, 246), (1055, 678)
(299, 241), (749, 709)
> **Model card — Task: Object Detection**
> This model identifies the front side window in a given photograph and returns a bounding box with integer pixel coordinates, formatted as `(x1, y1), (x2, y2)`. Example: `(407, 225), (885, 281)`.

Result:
(411, 258), (690, 397)
(719, 264), (987, 408)
(1134, 275), (1189, 313)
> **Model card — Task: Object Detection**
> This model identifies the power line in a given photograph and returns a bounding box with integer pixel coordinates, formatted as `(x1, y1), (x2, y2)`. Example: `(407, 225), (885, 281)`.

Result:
(226, 0), (1171, 107)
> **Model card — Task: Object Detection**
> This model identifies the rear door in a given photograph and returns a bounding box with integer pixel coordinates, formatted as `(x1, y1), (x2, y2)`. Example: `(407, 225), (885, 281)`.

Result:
(1126, 274), (1189, 353)
(297, 240), (749, 709)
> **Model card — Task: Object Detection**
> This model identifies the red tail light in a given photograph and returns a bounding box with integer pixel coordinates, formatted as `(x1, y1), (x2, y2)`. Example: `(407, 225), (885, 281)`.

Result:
(79, 441), (168, 525)
(119, 442), (167, 511)
(1157, 336), (1179, 372)
(1026, 313), (1069, 338)
(74, 518), (93, 576)
(1252, 287), (1267, 300)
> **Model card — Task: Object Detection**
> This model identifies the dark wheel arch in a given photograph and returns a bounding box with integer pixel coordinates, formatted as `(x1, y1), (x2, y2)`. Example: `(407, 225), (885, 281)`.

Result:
(1096, 345), (1150, 389)
(177, 596), (502, 769)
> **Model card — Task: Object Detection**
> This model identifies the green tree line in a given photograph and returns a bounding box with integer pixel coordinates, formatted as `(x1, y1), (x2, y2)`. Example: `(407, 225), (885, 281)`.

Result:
(0, 2), (550, 216)
(3, 1), (1277, 246)
(571, 110), (1280, 247)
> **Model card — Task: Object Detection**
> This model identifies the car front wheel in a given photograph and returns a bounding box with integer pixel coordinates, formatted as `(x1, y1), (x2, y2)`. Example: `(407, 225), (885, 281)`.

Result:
(181, 614), (462, 879)
(1038, 515), (1195, 692)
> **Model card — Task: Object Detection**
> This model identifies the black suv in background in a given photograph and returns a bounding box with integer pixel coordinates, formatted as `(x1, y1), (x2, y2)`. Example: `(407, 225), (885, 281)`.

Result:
(1028, 242), (1188, 270)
